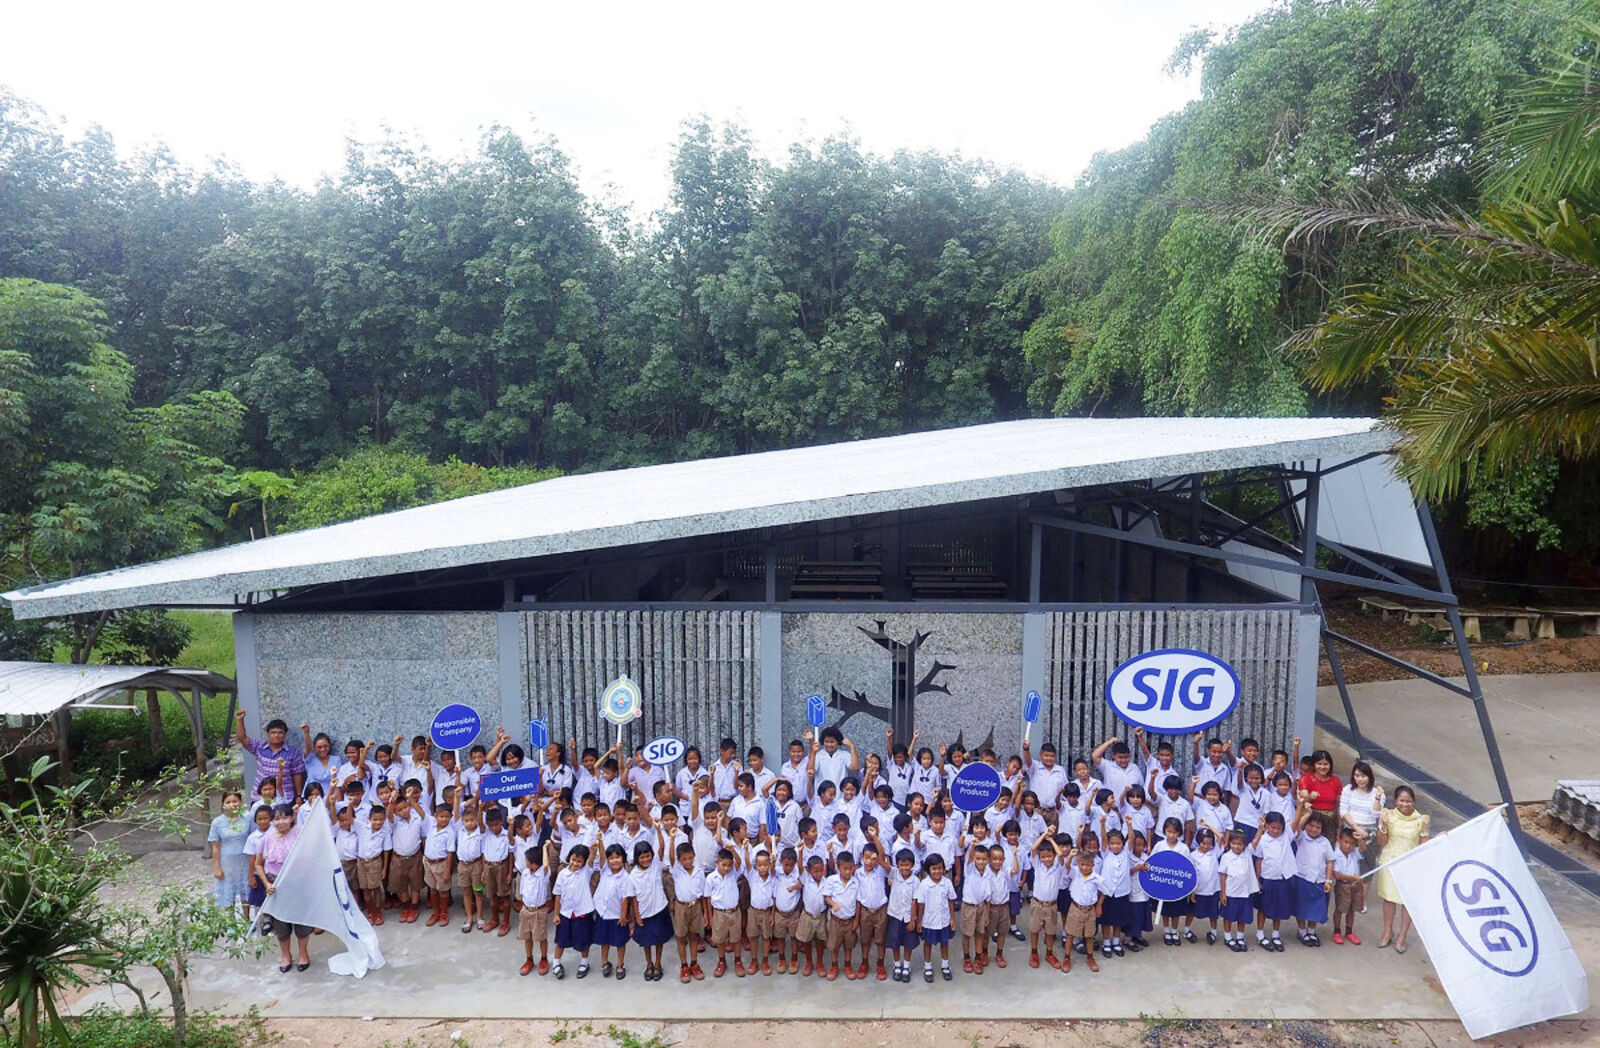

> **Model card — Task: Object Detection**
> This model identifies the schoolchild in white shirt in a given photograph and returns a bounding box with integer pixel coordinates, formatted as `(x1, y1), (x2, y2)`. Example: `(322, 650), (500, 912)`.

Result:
(703, 847), (745, 977)
(1092, 738), (1144, 805)
(592, 844), (637, 978)
(516, 840), (555, 976)
(959, 842), (992, 972)
(551, 844), (596, 979)
(1187, 828), (1222, 944)
(668, 842), (706, 982)
(797, 855), (830, 976)
(1252, 812), (1296, 950)
(455, 806), (486, 932)
(885, 731), (917, 806)
(1156, 775), (1196, 844)
(1022, 740), (1070, 821)
(421, 802), (457, 927)
(744, 845), (783, 977)
(1218, 828), (1260, 951)
(771, 847), (803, 974)
(884, 847), (919, 982)
(1292, 805), (1337, 946)
(1121, 785), (1156, 845)
(1063, 850), (1103, 973)
(1096, 829), (1134, 958)
(911, 855), (957, 982)
(909, 746), (942, 804)
(778, 738), (813, 808)
(1027, 834), (1066, 969)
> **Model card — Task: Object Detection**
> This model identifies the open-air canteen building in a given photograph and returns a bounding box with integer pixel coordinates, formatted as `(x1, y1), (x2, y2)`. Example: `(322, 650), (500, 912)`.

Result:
(1, 416), (1518, 817)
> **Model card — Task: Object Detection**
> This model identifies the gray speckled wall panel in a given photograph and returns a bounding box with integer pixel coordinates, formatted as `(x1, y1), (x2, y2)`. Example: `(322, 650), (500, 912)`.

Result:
(1044, 609), (1299, 763)
(780, 613), (1023, 753)
(254, 613), (500, 751)
(525, 610), (760, 752)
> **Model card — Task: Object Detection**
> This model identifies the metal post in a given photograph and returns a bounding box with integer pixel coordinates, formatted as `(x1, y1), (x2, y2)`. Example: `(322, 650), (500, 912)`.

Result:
(1416, 501), (1523, 840)
(1028, 524), (1042, 604)
(1321, 631), (1363, 757)
(1299, 472), (1320, 605)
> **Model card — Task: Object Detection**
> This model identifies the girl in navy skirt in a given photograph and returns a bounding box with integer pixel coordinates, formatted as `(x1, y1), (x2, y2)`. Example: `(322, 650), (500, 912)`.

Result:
(1291, 808), (1337, 947)
(1123, 832), (1152, 949)
(1149, 818), (1192, 945)
(592, 844), (635, 978)
(885, 849), (920, 982)
(1187, 829), (1222, 944)
(1218, 829), (1259, 951)
(1096, 829), (1133, 958)
(629, 842), (674, 980)
(1253, 813), (1296, 951)
(912, 856), (958, 982)
(552, 844), (597, 978)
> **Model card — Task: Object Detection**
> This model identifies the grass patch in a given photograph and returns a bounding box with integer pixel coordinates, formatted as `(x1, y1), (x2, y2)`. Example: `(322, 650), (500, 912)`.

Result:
(0, 1007), (275, 1048)
(173, 610), (237, 678)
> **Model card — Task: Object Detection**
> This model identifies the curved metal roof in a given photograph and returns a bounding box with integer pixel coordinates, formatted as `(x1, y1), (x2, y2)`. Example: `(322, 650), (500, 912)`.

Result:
(0, 662), (236, 717)
(1, 416), (1390, 619)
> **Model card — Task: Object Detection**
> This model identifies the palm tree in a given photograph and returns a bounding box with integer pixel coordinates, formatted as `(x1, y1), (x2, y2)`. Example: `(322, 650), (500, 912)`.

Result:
(1248, 12), (1600, 500)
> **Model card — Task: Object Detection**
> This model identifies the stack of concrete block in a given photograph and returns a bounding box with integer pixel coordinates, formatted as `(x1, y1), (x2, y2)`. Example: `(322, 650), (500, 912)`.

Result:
(1548, 780), (1600, 848)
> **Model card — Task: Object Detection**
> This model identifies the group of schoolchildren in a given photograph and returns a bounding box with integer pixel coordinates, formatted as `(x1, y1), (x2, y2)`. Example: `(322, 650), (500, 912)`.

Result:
(235, 717), (1378, 985)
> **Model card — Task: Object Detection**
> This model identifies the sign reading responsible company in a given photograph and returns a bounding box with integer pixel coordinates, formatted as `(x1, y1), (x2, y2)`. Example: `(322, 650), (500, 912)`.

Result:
(429, 703), (482, 750)
(1105, 648), (1240, 735)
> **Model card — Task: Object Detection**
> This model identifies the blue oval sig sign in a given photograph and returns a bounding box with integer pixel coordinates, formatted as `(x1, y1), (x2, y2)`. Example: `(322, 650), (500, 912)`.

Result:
(949, 761), (1004, 813)
(1139, 849), (1198, 903)
(1105, 648), (1240, 735)
(430, 703), (482, 749)
(643, 736), (685, 766)
(1441, 860), (1538, 977)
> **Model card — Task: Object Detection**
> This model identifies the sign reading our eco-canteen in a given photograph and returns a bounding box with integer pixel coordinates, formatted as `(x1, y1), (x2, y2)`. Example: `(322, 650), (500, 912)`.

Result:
(949, 761), (1003, 813)
(480, 766), (542, 801)
(1139, 849), (1198, 903)
(430, 703), (482, 749)
(1105, 648), (1240, 734)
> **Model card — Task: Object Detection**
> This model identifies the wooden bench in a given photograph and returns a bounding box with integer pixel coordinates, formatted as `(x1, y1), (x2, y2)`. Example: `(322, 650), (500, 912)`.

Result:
(789, 583), (885, 600)
(1528, 607), (1600, 639)
(1356, 597), (1542, 642)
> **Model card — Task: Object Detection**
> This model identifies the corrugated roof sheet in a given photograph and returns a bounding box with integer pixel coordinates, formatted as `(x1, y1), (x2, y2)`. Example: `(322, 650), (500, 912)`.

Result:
(2, 417), (1389, 619)
(0, 662), (235, 717)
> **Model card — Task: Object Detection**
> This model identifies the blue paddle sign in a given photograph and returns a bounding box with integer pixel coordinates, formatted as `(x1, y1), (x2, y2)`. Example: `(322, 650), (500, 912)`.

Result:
(528, 718), (550, 753)
(430, 704), (482, 750)
(1139, 849), (1199, 903)
(949, 762), (1004, 813)
(481, 766), (542, 801)
(805, 693), (827, 730)
(1023, 689), (1042, 723)
(765, 798), (781, 836)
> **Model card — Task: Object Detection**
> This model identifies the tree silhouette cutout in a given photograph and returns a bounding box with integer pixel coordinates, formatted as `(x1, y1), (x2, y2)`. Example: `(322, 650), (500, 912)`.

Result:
(829, 621), (954, 745)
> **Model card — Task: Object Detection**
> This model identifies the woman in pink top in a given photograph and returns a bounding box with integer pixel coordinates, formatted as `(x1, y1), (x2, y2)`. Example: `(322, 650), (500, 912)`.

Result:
(257, 804), (313, 972)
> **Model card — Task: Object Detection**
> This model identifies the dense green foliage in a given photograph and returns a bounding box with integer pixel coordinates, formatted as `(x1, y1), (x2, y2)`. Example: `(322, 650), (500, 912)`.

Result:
(1023, 0), (1571, 420)
(1, 0), (1597, 591)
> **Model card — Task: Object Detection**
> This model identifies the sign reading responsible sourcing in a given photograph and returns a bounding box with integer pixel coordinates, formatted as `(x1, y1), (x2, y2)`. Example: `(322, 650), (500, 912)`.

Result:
(1139, 849), (1198, 903)
(1105, 648), (1240, 735)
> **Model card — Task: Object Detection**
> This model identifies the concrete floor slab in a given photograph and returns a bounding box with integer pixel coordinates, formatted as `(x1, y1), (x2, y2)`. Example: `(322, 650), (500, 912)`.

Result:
(1317, 672), (1600, 804)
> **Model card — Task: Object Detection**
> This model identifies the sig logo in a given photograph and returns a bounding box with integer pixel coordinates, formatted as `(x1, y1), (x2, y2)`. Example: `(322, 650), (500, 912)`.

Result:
(1441, 860), (1538, 977)
(1105, 648), (1240, 734)
(642, 736), (685, 766)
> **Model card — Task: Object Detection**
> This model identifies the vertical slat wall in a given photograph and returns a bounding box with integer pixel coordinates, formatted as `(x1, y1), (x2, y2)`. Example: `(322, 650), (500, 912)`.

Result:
(1043, 610), (1299, 763)
(525, 611), (760, 752)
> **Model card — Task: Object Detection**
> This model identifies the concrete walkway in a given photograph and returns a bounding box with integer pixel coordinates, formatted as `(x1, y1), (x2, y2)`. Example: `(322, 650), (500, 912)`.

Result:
(1317, 672), (1600, 804)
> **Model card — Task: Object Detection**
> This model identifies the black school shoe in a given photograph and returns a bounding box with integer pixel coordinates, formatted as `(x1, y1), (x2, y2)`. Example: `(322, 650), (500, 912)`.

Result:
(1205, 930), (1216, 945)
(941, 966), (953, 981)
(1184, 929), (1197, 943)
(924, 966), (935, 983)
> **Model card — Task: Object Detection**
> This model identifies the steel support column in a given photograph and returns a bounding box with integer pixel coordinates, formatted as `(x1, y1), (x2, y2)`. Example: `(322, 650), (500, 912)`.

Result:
(1416, 501), (1523, 840)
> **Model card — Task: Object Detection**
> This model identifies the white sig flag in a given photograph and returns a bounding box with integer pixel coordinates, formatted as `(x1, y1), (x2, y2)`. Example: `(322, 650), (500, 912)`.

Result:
(1386, 806), (1587, 1039)
(258, 808), (386, 978)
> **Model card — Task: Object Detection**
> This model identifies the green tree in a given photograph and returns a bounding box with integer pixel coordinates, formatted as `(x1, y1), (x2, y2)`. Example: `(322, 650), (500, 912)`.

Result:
(0, 279), (242, 661)
(1023, 0), (1569, 419)
(1266, 5), (1599, 498)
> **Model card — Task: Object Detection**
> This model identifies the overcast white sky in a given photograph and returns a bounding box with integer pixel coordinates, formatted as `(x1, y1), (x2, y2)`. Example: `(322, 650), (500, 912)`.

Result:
(3, 0), (1274, 214)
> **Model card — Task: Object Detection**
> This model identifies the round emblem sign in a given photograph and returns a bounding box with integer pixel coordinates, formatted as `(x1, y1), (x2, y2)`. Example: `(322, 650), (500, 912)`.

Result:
(601, 675), (643, 726)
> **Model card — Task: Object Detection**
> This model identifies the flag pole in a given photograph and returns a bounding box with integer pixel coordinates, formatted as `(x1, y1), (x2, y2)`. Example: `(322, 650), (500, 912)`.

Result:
(1359, 804), (1505, 882)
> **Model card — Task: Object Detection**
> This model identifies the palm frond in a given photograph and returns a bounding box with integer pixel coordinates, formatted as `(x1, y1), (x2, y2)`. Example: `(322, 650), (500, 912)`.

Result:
(1482, 9), (1600, 204)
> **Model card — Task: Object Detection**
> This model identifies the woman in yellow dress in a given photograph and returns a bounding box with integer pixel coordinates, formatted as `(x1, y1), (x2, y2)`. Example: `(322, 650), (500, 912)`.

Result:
(1374, 785), (1430, 952)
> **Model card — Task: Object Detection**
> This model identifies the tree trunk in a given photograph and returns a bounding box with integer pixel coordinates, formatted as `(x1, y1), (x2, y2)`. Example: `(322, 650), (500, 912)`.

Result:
(145, 688), (166, 752)
(156, 961), (187, 1048)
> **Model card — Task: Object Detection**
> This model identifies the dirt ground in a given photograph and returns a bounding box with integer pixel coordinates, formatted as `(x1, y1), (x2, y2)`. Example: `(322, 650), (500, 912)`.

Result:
(1317, 598), (1600, 685)
(255, 1015), (1600, 1048)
